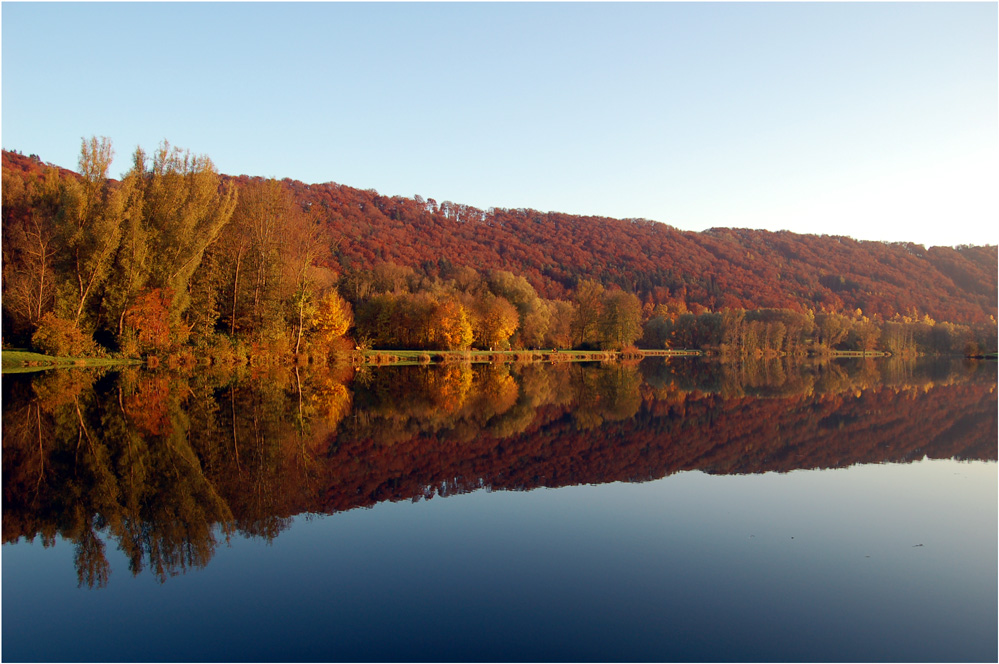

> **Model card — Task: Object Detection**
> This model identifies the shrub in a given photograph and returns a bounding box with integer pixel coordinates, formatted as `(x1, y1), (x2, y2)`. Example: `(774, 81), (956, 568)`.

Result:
(31, 313), (94, 357)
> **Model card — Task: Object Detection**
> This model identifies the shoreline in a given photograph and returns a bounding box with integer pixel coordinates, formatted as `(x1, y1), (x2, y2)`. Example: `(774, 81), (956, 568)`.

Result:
(7, 347), (990, 374)
(1, 350), (143, 374)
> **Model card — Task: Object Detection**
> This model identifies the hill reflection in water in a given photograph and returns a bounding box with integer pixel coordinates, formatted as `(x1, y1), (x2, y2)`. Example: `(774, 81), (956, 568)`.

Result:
(2, 356), (995, 587)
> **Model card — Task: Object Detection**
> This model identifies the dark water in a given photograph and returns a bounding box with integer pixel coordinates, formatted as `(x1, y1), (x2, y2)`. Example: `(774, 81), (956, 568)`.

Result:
(2, 357), (996, 662)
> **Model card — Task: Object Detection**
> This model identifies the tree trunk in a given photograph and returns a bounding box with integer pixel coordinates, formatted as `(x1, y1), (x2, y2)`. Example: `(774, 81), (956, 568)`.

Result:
(295, 295), (305, 355)
(230, 251), (242, 336)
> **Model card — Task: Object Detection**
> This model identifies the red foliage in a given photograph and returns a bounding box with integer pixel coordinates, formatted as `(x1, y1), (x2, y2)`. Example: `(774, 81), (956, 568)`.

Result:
(4, 150), (994, 333)
(123, 289), (173, 352)
(1, 150), (79, 181)
(261, 174), (997, 325)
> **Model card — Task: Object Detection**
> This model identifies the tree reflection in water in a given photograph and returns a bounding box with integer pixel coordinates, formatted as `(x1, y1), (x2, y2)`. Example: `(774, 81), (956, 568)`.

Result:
(3, 357), (995, 586)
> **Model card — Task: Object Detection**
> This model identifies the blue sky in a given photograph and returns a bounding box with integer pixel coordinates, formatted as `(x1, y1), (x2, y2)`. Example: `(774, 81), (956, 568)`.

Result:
(2, 2), (996, 248)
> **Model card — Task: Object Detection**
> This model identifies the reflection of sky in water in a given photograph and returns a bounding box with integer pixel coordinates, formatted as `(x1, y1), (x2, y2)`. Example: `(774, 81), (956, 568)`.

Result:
(4, 458), (996, 662)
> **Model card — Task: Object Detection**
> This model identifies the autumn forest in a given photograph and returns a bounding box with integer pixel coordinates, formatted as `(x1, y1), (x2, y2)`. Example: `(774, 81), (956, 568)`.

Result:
(2, 139), (997, 360)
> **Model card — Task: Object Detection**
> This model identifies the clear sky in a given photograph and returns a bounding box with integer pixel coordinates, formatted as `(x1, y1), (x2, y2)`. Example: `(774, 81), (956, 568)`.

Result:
(2, 2), (996, 248)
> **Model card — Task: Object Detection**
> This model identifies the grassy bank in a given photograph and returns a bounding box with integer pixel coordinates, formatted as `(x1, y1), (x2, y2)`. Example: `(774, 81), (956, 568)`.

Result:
(351, 348), (703, 366)
(9, 346), (956, 374)
(2, 347), (702, 374)
(824, 350), (892, 357)
(1, 350), (143, 374)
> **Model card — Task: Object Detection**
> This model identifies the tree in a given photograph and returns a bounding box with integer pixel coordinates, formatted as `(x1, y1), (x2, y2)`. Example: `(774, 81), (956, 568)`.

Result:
(598, 290), (642, 349)
(286, 207), (335, 354)
(31, 312), (95, 356)
(488, 270), (549, 348)
(311, 290), (353, 347)
(849, 317), (881, 352)
(471, 294), (519, 349)
(127, 142), (237, 327)
(640, 314), (672, 349)
(543, 299), (576, 349)
(572, 279), (605, 348)
(54, 137), (125, 327)
(237, 179), (286, 334)
(815, 312), (850, 350)
(184, 245), (226, 344)
(355, 293), (399, 348)
(122, 289), (173, 353)
(2, 166), (62, 338)
(720, 309), (747, 355)
(102, 165), (150, 340)
(372, 261), (416, 293)
(429, 298), (473, 350)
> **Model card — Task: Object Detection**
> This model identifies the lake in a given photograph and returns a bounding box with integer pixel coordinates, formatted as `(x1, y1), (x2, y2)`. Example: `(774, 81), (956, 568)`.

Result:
(2, 357), (996, 662)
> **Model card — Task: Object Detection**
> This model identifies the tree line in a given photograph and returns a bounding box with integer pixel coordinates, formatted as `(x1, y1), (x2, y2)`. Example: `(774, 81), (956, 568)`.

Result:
(3, 139), (996, 359)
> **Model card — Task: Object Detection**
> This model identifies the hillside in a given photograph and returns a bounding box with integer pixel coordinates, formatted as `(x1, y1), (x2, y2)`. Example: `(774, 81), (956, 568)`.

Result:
(278, 174), (996, 324)
(4, 148), (996, 331)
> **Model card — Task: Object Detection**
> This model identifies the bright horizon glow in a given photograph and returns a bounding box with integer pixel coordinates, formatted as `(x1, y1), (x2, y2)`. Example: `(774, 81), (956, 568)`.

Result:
(2, 2), (996, 248)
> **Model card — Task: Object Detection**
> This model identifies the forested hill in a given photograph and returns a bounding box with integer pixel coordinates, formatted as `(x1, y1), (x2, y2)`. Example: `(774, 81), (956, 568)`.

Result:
(277, 176), (996, 324)
(5, 149), (997, 325)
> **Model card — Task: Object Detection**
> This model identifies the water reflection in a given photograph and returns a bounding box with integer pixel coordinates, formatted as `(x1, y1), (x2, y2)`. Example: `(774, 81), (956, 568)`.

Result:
(3, 357), (995, 587)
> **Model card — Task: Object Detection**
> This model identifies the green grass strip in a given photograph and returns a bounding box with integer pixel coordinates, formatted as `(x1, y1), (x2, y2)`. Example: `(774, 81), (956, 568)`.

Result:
(2, 350), (142, 374)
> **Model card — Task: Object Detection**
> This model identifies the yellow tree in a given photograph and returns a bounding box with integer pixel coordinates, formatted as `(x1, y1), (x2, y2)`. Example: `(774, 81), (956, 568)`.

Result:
(487, 270), (549, 348)
(472, 294), (519, 349)
(56, 137), (127, 327)
(103, 164), (150, 339)
(128, 142), (237, 327)
(311, 290), (354, 348)
(430, 298), (473, 350)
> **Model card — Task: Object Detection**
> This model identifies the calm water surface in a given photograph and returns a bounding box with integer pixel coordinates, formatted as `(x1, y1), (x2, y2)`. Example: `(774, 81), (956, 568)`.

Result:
(2, 357), (996, 662)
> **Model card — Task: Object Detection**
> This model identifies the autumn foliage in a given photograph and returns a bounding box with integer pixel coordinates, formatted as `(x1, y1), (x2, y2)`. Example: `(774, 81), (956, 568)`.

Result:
(30, 313), (94, 357)
(3, 145), (996, 359)
(123, 289), (172, 353)
(276, 174), (996, 325)
(311, 291), (353, 346)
